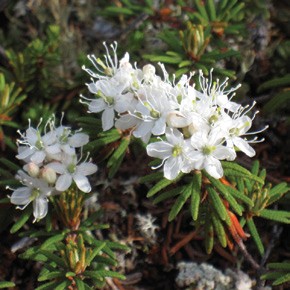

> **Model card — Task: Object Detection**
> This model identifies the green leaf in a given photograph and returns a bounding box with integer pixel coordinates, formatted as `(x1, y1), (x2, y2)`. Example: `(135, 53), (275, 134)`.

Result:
(190, 172), (202, 221)
(84, 270), (126, 280)
(143, 54), (182, 64)
(35, 281), (62, 290)
(158, 30), (183, 53)
(106, 241), (130, 252)
(211, 211), (227, 247)
(260, 271), (284, 281)
(208, 187), (227, 221)
(104, 6), (134, 15)
(139, 172), (164, 183)
(107, 137), (130, 168)
(93, 255), (117, 266)
(268, 182), (290, 205)
(205, 217), (214, 254)
(39, 250), (67, 268)
(0, 157), (21, 171)
(207, 0), (217, 20)
(87, 242), (106, 265)
(10, 206), (33, 233)
(107, 137), (130, 178)
(0, 281), (15, 288)
(75, 278), (86, 290)
(263, 91), (290, 113)
(147, 174), (183, 197)
(205, 173), (243, 216)
(258, 74), (290, 92)
(153, 186), (185, 204)
(251, 160), (260, 176)
(195, 0), (209, 21)
(168, 184), (192, 222)
(246, 218), (264, 255)
(260, 209), (290, 224)
(222, 161), (264, 184)
(38, 271), (64, 282)
(273, 273), (290, 286)
(40, 233), (65, 249)
(55, 280), (70, 290)
(224, 184), (254, 207)
(268, 262), (290, 271)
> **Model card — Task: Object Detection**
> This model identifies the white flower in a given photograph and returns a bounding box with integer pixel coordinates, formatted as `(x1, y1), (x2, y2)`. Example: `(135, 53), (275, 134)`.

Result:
(146, 128), (192, 180)
(54, 126), (89, 156)
(188, 129), (236, 179)
(224, 115), (256, 157)
(47, 155), (98, 193)
(84, 79), (135, 131)
(131, 85), (177, 143)
(16, 126), (59, 164)
(197, 70), (241, 112)
(10, 171), (53, 222)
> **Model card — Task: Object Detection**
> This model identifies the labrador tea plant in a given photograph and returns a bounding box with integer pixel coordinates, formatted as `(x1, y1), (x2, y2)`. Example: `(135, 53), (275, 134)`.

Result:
(5, 42), (290, 289)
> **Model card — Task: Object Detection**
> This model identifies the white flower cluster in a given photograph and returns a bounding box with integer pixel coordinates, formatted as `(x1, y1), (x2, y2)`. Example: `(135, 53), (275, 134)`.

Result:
(9, 116), (98, 222)
(82, 42), (267, 180)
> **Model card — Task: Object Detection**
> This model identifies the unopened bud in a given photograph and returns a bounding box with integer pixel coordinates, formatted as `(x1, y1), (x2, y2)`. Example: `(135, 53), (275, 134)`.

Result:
(41, 167), (57, 184)
(143, 64), (156, 82)
(25, 162), (40, 177)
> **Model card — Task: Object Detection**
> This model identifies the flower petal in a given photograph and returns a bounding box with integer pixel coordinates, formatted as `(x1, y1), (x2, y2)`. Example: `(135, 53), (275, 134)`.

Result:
(30, 151), (46, 164)
(55, 174), (72, 192)
(204, 156), (223, 179)
(133, 121), (153, 138)
(69, 133), (89, 147)
(115, 114), (139, 130)
(46, 162), (66, 174)
(233, 137), (256, 157)
(26, 128), (38, 145)
(213, 146), (236, 161)
(16, 147), (35, 160)
(10, 187), (31, 205)
(152, 117), (166, 136)
(33, 196), (48, 221)
(164, 157), (180, 180)
(46, 144), (61, 155)
(77, 162), (98, 176)
(102, 107), (115, 131)
(73, 174), (91, 193)
(146, 142), (172, 159)
(88, 99), (107, 113)
(87, 82), (98, 94)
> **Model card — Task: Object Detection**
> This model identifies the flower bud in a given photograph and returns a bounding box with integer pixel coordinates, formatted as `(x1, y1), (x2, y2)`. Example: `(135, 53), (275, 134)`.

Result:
(166, 111), (190, 128)
(143, 64), (156, 82)
(40, 167), (57, 184)
(25, 162), (40, 177)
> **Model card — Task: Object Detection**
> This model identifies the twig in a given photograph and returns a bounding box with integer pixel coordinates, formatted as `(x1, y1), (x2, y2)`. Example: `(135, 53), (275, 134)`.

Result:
(169, 231), (198, 256)
(255, 224), (283, 289)
(238, 240), (260, 270)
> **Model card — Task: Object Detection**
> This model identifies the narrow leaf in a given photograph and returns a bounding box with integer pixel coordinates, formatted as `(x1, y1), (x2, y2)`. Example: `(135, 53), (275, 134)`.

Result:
(211, 211), (227, 247)
(0, 281), (15, 288)
(10, 206), (33, 233)
(190, 172), (202, 221)
(260, 209), (290, 224)
(147, 174), (183, 197)
(268, 262), (290, 271)
(39, 250), (67, 268)
(40, 234), (65, 249)
(208, 187), (227, 221)
(168, 184), (192, 222)
(153, 186), (185, 204)
(246, 218), (264, 255)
